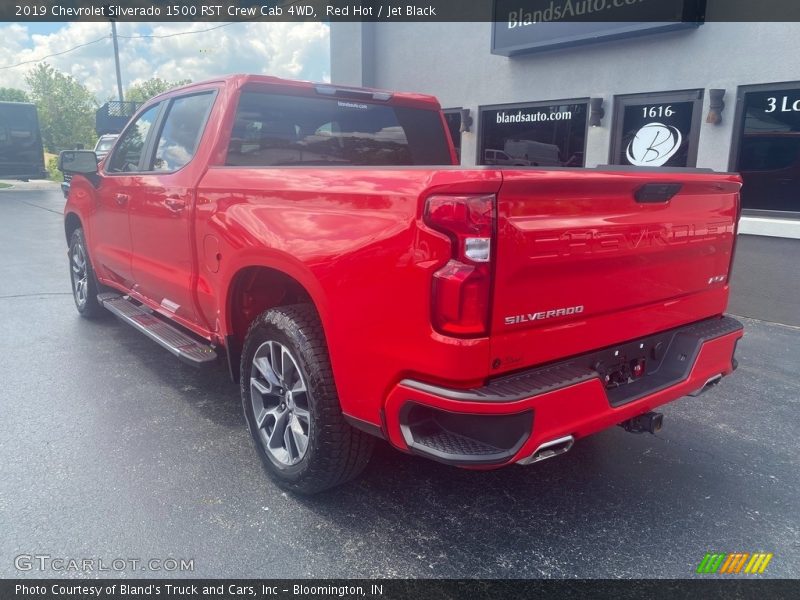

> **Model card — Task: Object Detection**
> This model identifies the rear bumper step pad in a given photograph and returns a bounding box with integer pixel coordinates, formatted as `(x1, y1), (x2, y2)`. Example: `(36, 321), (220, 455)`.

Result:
(403, 316), (743, 406)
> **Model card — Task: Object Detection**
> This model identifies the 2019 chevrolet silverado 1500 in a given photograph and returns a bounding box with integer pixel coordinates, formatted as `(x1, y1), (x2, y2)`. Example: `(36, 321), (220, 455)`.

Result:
(60, 75), (744, 493)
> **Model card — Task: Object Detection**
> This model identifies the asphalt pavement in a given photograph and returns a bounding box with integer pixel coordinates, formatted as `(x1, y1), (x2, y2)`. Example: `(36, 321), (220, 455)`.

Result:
(1, 182), (798, 579)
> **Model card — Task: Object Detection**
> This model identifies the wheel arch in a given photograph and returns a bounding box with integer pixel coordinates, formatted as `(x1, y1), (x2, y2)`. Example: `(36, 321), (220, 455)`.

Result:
(64, 212), (82, 244)
(223, 264), (329, 383)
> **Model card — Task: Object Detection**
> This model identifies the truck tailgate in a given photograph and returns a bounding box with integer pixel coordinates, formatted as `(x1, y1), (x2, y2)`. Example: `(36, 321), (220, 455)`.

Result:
(490, 169), (741, 374)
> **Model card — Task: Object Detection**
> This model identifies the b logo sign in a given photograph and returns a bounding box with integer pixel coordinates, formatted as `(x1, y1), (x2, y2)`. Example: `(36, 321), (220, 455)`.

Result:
(626, 122), (682, 167)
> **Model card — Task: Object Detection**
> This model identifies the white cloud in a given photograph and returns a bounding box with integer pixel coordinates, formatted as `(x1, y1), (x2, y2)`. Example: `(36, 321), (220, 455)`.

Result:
(0, 22), (330, 101)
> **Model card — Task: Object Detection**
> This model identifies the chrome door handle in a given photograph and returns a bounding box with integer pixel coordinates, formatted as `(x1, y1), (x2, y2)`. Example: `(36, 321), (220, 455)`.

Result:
(115, 193), (129, 205)
(165, 197), (187, 211)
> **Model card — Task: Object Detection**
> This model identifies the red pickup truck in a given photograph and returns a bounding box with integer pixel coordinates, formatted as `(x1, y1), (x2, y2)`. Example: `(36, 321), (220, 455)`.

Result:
(60, 75), (743, 493)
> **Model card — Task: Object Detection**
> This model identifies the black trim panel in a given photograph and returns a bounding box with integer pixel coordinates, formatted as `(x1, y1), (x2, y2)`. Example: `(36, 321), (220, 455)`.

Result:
(344, 415), (387, 440)
(405, 362), (595, 403)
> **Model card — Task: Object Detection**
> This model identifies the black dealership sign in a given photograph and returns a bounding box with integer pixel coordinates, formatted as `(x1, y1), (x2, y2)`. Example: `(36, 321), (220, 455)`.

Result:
(492, 0), (706, 56)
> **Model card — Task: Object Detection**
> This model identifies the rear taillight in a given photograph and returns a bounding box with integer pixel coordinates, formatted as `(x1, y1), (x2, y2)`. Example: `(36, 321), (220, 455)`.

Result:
(424, 194), (494, 337)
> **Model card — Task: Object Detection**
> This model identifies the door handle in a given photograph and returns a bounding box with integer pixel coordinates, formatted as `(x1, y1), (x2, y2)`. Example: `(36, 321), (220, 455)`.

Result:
(165, 196), (187, 212)
(115, 193), (129, 206)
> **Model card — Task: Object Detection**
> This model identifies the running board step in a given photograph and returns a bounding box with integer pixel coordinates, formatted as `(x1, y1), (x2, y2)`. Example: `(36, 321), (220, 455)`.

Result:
(98, 293), (217, 367)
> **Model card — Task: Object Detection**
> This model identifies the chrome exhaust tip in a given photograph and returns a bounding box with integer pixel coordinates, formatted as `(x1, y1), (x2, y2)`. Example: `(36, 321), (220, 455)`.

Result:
(517, 435), (574, 465)
(688, 373), (723, 397)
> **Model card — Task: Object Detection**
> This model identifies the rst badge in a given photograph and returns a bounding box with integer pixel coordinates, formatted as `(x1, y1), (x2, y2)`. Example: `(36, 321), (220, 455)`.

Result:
(505, 305), (584, 326)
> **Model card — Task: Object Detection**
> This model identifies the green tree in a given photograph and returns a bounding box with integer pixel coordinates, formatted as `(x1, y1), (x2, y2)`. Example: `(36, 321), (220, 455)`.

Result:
(0, 87), (30, 102)
(25, 63), (97, 153)
(124, 77), (191, 103)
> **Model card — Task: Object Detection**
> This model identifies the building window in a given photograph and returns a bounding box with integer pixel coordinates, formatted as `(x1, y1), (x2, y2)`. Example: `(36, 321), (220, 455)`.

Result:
(443, 108), (462, 162)
(731, 83), (800, 217)
(611, 90), (703, 168)
(478, 100), (588, 167)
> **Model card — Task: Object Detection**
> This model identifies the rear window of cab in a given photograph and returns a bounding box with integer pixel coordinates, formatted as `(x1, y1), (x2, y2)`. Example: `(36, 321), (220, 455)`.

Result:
(226, 91), (453, 167)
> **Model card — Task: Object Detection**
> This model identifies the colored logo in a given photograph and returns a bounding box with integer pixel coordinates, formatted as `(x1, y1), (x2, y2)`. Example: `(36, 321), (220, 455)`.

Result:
(696, 552), (773, 574)
(626, 122), (682, 167)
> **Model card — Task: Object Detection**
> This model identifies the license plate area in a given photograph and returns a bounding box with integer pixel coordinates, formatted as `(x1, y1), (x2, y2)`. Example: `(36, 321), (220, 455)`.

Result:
(585, 328), (706, 407)
(592, 331), (674, 392)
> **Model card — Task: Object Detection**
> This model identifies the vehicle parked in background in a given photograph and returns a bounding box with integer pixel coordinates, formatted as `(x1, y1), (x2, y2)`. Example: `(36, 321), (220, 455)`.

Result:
(484, 149), (530, 166)
(0, 101), (47, 181)
(503, 139), (561, 166)
(94, 134), (118, 161)
(60, 74), (744, 494)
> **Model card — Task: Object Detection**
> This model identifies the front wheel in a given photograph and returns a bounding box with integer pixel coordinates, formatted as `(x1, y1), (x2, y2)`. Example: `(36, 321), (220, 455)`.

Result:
(240, 304), (374, 494)
(68, 228), (102, 318)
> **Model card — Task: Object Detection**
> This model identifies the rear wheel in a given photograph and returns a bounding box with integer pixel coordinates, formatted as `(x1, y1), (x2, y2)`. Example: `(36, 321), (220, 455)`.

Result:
(69, 228), (102, 318)
(240, 305), (374, 494)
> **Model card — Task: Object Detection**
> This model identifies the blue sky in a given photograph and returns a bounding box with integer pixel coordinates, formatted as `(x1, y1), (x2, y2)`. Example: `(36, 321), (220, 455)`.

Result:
(0, 21), (330, 100)
(26, 23), (65, 35)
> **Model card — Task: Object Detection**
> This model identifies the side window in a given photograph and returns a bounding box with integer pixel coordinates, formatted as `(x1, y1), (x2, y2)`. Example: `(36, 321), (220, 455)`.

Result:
(151, 93), (215, 172)
(107, 104), (160, 173)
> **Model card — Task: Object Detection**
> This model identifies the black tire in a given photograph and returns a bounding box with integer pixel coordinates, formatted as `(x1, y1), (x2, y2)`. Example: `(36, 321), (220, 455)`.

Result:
(240, 304), (374, 494)
(68, 228), (102, 318)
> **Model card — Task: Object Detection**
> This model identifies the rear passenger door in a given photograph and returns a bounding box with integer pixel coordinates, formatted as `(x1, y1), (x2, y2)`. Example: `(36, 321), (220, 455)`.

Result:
(128, 91), (216, 325)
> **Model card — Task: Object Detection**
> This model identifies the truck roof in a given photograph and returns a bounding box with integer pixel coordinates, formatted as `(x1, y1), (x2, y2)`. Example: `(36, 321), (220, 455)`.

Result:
(148, 73), (443, 110)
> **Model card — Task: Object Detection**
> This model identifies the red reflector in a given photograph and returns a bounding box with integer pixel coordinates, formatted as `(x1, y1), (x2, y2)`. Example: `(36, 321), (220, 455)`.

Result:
(631, 358), (646, 378)
(431, 260), (490, 336)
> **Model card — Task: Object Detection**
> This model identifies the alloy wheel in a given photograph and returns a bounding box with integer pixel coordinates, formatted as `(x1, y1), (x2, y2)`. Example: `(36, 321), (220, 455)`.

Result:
(70, 241), (88, 308)
(249, 340), (311, 466)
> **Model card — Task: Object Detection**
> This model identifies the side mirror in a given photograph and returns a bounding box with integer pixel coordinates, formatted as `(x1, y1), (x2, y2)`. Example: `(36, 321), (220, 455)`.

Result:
(58, 150), (98, 175)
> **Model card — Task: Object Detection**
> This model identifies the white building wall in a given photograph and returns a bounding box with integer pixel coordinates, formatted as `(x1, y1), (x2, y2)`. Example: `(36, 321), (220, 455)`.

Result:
(332, 21), (800, 171)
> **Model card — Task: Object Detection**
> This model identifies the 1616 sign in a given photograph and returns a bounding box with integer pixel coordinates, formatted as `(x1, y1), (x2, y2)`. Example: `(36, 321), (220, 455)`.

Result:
(641, 105), (675, 119)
